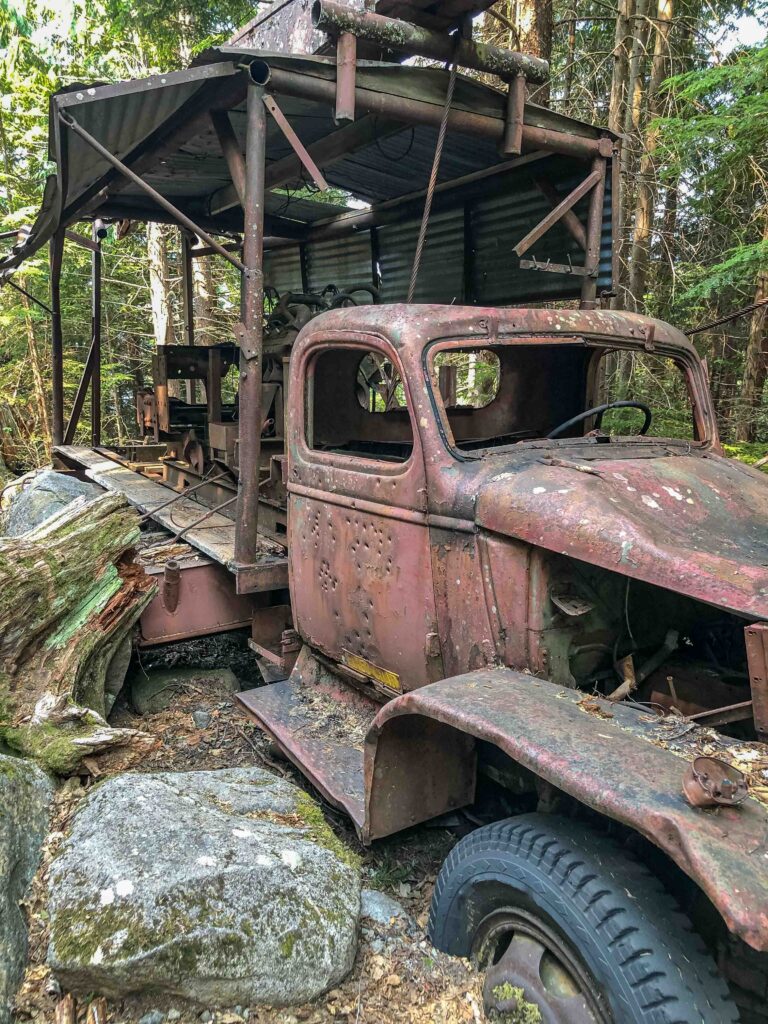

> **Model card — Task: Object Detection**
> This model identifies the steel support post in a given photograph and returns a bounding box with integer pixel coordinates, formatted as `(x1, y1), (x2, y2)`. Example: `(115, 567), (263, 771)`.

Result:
(580, 154), (606, 309)
(234, 81), (267, 568)
(501, 75), (525, 156)
(335, 32), (356, 123)
(91, 221), (103, 446)
(181, 231), (196, 346)
(50, 230), (65, 446)
(59, 111), (246, 273)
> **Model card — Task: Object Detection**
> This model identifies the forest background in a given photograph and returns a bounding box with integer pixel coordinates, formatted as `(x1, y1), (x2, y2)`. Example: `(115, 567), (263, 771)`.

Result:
(0, 0), (766, 470)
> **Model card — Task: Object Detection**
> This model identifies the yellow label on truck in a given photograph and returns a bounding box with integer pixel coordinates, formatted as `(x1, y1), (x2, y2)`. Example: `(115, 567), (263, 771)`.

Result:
(342, 650), (402, 692)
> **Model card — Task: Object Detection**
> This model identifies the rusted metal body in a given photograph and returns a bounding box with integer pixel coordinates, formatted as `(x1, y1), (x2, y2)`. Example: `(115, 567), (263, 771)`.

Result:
(139, 554), (257, 645)
(8, 3), (768, 975)
(363, 670), (768, 951)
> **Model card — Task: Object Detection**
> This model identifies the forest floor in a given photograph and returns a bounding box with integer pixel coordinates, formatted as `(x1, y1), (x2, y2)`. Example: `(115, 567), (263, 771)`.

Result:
(13, 666), (486, 1024)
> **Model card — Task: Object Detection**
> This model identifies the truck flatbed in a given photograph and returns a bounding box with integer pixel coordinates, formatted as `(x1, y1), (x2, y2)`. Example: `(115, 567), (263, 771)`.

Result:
(55, 445), (288, 593)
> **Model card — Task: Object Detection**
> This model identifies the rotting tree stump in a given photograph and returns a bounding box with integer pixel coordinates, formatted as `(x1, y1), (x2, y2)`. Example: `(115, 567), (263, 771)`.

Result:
(0, 491), (157, 774)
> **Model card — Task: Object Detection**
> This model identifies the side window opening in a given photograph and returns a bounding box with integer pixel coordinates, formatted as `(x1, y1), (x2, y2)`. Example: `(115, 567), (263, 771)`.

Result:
(307, 346), (414, 463)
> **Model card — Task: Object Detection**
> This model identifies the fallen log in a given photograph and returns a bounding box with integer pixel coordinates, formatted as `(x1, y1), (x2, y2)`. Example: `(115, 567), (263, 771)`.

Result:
(0, 490), (157, 774)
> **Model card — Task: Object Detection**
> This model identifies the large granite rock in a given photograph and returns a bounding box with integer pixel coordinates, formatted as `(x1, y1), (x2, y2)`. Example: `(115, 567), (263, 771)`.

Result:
(4, 470), (102, 537)
(48, 768), (360, 1006)
(0, 755), (52, 1024)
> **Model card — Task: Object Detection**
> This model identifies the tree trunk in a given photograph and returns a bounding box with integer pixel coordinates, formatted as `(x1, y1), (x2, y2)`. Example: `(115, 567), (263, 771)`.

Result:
(147, 222), (174, 348)
(0, 491), (156, 774)
(735, 216), (768, 442)
(20, 286), (51, 454)
(627, 0), (673, 311)
(518, 0), (553, 105)
(608, 0), (633, 135)
(193, 257), (217, 346)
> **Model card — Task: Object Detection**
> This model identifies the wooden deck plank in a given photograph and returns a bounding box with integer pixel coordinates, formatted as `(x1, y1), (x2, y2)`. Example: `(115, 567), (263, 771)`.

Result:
(55, 446), (287, 590)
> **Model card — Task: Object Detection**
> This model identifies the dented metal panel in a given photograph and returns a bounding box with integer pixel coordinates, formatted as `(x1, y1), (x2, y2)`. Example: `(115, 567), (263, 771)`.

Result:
(365, 669), (768, 951)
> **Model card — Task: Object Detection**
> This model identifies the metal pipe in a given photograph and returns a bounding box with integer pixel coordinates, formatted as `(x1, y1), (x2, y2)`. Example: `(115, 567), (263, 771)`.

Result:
(580, 153), (607, 309)
(173, 495), (238, 542)
(138, 471), (229, 523)
(91, 221), (102, 446)
(263, 94), (329, 192)
(181, 232), (195, 345)
(59, 111), (247, 274)
(50, 230), (65, 446)
(210, 110), (247, 206)
(64, 341), (95, 445)
(260, 64), (607, 160)
(162, 559), (181, 613)
(311, 0), (549, 83)
(335, 32), (356, 123)
(2, 276), (52, 314)
(501, 75), (525, 156)
(234, 80), (267, 568)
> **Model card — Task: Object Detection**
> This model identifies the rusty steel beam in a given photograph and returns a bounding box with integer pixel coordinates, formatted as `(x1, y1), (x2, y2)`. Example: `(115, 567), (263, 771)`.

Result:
(210, 114), (404, 216)
(210, 109), (247, 206)
(258, 63), (609, 161)
(173, 495), (237, 542)
(91, 222), (102, 447)
(263, 94), (329, 191)
(50, 230), (65, 446)
(59, 111), (247, 273)
(581, 153), (607, 308)
(181, 232), (195, 346)
(63, 339), (96, 445)
(532, 177), (587, 249)
(265, 149), (550, 249)
(64, 228), (100, 253)
(745, 622), (768, 741)
(501, 75), (525, 156)
(234, 80), (268, 568)
(513, 168), (601, 258)
(2, 276), (52, 314)
(311, 0), (549, 83)
(335, 31), (356, 123)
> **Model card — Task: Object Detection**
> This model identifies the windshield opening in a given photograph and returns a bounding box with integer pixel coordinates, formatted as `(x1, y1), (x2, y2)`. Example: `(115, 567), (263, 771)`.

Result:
(429, 341), (699, 455)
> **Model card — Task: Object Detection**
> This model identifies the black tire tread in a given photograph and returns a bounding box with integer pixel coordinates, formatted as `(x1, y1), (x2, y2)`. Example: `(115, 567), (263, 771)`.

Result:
(428, 814), (739, 1024)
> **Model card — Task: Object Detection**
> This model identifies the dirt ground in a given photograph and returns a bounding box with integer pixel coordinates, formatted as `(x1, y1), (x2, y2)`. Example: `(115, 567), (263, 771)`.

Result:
(13, 667), (487, 1024)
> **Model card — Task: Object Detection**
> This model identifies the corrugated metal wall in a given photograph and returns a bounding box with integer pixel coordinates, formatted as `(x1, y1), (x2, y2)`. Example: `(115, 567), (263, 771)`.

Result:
(265, 160), (614, 305)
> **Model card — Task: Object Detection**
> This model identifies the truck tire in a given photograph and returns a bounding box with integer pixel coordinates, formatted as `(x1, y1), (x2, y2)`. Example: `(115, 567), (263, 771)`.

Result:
(428, 814), (738, 1024)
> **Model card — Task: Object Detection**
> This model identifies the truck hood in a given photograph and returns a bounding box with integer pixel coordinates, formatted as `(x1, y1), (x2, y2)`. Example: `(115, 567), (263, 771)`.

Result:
(476, 450), (768, 620)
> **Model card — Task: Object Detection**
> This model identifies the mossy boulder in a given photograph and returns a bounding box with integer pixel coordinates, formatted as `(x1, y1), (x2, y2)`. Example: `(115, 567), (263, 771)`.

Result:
(47, 767), (360, 1006)
(0, 753), (52, 1024)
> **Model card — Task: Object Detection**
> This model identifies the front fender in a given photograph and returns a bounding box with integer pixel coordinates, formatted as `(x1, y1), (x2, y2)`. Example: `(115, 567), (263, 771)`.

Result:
(363, 668), (768, 952)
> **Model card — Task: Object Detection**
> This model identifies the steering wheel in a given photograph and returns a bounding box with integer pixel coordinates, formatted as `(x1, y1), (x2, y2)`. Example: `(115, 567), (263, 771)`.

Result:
(547, 400), (652, 439)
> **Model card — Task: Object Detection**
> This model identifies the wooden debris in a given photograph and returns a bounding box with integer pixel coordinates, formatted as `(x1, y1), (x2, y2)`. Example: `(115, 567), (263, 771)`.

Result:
(0, 491), (157, 774)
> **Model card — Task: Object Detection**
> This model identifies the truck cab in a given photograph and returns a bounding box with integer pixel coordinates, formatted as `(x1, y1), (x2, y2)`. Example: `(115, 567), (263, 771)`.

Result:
(287, 303), (764, 708)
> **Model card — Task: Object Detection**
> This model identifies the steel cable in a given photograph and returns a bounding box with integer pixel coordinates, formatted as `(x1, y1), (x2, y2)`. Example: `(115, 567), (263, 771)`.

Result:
(407, 64), (458, 304)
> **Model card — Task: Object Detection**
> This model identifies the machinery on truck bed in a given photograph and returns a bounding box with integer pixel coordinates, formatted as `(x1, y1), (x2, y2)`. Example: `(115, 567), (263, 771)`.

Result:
(3, 1), (768, 1019)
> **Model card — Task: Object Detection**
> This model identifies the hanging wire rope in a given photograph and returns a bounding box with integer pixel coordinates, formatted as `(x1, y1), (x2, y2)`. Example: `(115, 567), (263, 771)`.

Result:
(687, 296), (768, 336)
(407, 64), (457, 304)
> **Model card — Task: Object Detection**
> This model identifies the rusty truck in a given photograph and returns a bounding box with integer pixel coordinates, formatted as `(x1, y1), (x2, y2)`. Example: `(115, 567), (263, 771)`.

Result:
(3, 0), (768, 1018)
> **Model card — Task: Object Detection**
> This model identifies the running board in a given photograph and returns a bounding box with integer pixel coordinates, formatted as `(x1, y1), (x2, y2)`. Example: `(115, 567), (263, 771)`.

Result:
(236, 647), (380, 832)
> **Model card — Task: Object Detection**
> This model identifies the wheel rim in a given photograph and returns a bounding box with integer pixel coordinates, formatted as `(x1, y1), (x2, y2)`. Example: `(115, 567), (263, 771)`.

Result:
(472, 907), (611, 1024)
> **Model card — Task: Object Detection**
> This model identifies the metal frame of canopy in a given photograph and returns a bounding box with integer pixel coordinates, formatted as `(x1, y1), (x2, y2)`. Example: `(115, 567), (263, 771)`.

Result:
(0, 48), (619, 588)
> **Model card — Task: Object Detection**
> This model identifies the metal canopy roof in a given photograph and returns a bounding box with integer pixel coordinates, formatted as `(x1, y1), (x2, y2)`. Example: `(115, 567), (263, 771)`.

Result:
(1, 50), (614, 284)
